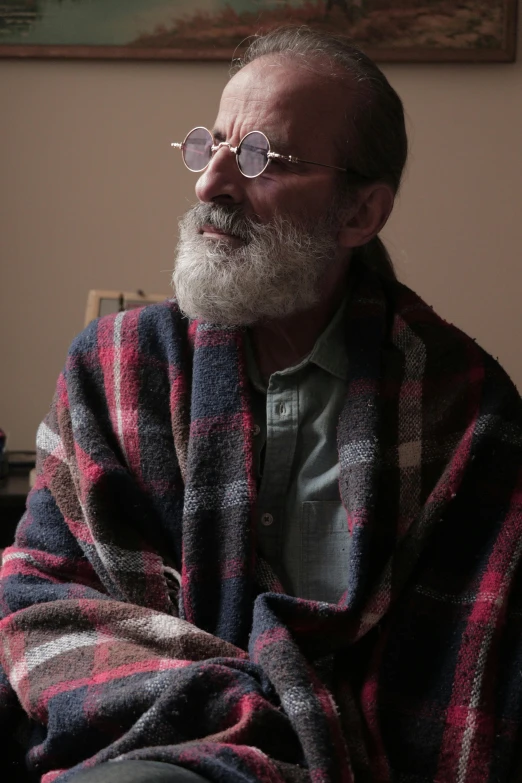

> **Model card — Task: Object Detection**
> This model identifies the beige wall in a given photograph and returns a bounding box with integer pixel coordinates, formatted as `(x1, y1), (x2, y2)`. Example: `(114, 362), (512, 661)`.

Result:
(1, 18), (522, 451)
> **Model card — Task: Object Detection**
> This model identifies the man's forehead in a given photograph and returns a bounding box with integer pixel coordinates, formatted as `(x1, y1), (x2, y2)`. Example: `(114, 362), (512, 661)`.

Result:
(214, 56), (351, 143)
(221, 57), (345, 109)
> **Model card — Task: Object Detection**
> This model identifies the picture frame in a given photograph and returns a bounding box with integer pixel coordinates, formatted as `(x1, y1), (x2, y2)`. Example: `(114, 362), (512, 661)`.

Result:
(0, 1), (518, 64)
(84, 290), (167, 328)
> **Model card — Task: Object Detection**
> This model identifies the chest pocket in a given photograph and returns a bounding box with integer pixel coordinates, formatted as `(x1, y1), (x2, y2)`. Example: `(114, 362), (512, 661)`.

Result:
(301, 500), (351, 604)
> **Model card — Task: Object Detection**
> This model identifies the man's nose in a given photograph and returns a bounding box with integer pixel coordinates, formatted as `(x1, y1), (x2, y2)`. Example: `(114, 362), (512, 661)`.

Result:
(195, 145), (244, 205)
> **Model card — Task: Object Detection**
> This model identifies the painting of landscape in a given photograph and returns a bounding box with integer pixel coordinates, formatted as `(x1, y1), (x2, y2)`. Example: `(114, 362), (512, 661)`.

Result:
(0, 0), (517, 62)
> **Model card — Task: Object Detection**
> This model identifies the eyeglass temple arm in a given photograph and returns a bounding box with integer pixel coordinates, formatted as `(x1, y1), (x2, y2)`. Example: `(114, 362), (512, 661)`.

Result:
(268, 151), (347, 173)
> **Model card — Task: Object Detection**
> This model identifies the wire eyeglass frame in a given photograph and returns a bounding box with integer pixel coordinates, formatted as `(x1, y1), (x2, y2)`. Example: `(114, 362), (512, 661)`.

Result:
(171, 126), (365, 180)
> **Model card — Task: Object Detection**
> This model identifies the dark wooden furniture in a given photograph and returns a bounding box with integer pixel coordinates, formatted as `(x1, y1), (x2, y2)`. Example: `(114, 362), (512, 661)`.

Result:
(0, 465), (39, 783)
(0, 467), (30, 547)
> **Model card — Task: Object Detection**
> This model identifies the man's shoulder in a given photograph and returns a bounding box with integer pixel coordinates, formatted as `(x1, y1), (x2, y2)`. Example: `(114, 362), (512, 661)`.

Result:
(384, 278), (519, 396)
(68, 298), (188, 356)
(64, 298), (195, 380)
(385, 277), (482, 353)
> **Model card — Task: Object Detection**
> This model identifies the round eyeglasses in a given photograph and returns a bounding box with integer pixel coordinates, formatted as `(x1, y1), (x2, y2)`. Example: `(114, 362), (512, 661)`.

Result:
(171, 126), (351, 179)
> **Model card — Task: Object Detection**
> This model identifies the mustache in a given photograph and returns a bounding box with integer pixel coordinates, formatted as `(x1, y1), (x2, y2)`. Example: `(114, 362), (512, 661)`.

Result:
(187, 203), (259, 243)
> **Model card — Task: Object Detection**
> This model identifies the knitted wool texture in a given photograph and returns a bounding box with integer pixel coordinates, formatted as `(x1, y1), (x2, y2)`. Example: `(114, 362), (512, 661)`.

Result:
(1, 268), (522, 783)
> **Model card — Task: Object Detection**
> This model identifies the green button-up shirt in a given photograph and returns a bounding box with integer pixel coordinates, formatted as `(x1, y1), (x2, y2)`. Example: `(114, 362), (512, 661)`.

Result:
(245, 299), (351, 603)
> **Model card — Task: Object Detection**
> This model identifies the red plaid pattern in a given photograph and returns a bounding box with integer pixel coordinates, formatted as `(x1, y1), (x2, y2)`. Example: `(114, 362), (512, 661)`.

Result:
(1, 268), (521, 782)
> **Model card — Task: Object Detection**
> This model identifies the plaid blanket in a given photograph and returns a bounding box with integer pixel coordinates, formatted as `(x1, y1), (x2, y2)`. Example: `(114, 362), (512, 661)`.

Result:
(1, 268), (522, 783)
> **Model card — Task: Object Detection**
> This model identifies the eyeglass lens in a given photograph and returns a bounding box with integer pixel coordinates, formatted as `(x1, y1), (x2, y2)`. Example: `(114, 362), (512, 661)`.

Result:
(182, 128), (214, 172)
(182, 128), (270, 177)
(237, 132), (270, 177)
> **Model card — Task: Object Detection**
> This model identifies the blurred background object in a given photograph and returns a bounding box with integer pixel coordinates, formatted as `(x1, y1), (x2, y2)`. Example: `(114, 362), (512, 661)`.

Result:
(84, 288), (167, 326)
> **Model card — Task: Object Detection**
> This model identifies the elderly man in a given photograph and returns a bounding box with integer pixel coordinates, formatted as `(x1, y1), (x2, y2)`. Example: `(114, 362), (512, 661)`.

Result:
(1, 25), (522, 783)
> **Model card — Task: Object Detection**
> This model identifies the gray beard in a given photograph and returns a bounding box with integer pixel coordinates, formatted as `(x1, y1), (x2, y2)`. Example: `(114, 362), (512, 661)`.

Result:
(172, 203), (340, 326)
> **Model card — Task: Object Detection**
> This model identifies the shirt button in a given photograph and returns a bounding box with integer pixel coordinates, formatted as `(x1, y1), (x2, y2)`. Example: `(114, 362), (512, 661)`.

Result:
(261, 512), (274, 526)
(253, 424), (261, 436)
(278, 402), (287, 416)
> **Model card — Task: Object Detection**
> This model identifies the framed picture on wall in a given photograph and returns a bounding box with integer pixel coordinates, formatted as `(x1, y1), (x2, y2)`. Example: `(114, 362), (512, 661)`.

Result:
(0, 1), (517, 64)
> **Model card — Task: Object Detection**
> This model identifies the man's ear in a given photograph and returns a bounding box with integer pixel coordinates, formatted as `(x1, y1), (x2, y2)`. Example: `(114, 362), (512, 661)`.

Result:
(337, 183), (395, 249)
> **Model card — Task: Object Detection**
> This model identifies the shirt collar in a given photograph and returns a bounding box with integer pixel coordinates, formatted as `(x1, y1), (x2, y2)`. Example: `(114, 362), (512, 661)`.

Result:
(244, 294), (350, 391)
(306, 295), (349, 382)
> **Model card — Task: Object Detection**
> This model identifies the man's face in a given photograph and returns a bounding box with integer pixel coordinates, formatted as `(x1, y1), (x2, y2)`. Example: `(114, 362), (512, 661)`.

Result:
(173, 56), (354, 325)
(195, 55), (350, 229)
